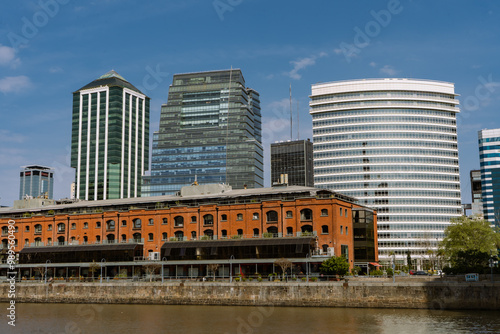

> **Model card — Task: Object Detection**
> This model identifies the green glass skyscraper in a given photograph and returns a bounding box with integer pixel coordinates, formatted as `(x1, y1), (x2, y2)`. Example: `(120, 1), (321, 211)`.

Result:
(142, 69), (263, 196)
(71, 70), (150, 200)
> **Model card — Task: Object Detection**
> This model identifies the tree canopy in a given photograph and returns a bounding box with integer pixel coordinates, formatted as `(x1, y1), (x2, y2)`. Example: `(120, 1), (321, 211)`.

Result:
(440, 216), (500, 273)
(320, 256), (350, 276)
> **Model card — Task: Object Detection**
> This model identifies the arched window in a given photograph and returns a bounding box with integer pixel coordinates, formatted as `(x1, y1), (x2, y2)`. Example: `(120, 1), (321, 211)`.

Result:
(203, 229), (213, 237)
(221, 214), (228, 221)
(191, 231), (197, 240)
(286, 211), (293, 218)
(71, 223), (76, 230)
(266, 226), (278, 235)
(253, 228), (259, 237)
(106, 234), (115, 242)
(175, 231), (184, 240)
(121, 220), (127, 227)
(266, 210), (278, 222)
(70, 236), (76, 243)
(236, 213), (243, 221)
(95, 235), (101, 243)
(174, 216), (184, 227)
(57, 223), (65, 232)
(83, 236), (88, 243)
(148, 218), (154, 225)
(191, 216), (197, 223)
(221, 229), (227, 238)
(321, 209), (328, 216)
(25, 226), (30, 232)
(24, 238), (30, 246)
(47, 238), (52, 246)
(237, 229), (243, 235)
(106, 220), (115, 230)
(1, 239), (8, 248)
(133, 233), (142, 242)
(1, 226), (8, 235)
(203, 214), (214, 225)
(121, 234), (126, 242)
(148, 233), (154, 241)
(34, 224), (42, 233)
(345, 226), (348, 235)
(162, 232), (168, 240)
(83, 222), (88, 229)
(301, 225), (313, 233)
(48, 224), (52, 231)
(133, 219), (141, 229)
(322, 225), (329, 234)
(340, 226), (343, 234)
(300, 209), (312, 221)
(34, 237), (42, 246)
(162, 218), (168, 225)
(286, 227), (293, 236)
(57, 236), (65, 244)
(96, 221), (101, 228)
(252, 212), (259, 220)
(340, 208), (343, 216)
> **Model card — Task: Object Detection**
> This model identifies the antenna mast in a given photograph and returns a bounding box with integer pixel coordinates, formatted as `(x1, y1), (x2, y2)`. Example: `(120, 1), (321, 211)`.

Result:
(289, 83), (293, 140)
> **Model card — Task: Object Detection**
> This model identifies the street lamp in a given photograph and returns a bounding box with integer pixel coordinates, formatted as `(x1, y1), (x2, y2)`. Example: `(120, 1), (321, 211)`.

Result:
(229, 255), (235, 283)
(45, 259), (51, 284)
(392, 253), (396, 284)
(161, 257), (167, 283)
(306, 253), (310, 282)
(100, 258), (106, 284)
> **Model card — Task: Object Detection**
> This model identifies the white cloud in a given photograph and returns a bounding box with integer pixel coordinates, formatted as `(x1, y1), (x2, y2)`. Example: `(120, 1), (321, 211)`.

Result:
(0, 129), (28, 143)
(379, 65), (398, 76)
(0, 44), (20, 68)
(49, 66), (63, 73)
(0, 76), (32, 93)
(286, 52), (327, 80)
(369, 62), (377, 67)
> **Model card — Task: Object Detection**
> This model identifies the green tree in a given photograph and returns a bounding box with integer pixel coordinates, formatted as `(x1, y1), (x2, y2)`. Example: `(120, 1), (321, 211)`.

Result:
(320, 256), (350, 276)
(440, 216), (500, 273)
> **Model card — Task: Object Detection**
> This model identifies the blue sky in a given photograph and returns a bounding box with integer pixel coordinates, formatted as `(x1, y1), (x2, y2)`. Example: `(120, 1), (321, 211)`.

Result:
(0, 0), (499, 206)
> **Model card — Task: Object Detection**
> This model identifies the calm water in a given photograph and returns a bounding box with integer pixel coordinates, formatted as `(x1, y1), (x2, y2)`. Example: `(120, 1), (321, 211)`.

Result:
(1, 303), (499, 334)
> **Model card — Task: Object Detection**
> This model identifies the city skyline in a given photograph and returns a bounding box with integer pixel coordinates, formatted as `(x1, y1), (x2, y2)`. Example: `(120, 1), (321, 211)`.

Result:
(1, 1), (500, 205)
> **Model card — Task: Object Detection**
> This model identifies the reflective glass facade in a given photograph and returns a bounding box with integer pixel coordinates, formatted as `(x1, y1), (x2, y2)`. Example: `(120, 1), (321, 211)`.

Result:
(310, 79), (462, 261)
(19, 165), (54, 199)
(478, 129), (500, 226)
(143, 69), (263, 196)
(271, 139), (313, 187)
(71, 71), (150, 200)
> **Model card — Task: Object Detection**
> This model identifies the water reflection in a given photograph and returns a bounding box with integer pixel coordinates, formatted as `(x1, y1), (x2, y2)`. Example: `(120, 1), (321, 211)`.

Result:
(1, 303), (499, 334)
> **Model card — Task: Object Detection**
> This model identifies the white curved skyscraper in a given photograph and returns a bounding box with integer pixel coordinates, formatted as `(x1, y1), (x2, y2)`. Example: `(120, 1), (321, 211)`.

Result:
(310, 78), (462, 264)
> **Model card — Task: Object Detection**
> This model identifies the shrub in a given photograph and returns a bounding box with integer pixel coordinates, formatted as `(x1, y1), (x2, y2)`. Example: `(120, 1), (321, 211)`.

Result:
(310, 277), (318, 282)
(320, 256), (349, 276)
(369, 269), (384, 276)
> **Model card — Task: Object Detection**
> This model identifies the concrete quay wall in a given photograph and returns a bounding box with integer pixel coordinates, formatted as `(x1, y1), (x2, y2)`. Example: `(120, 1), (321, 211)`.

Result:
(1, 281), (498, 310)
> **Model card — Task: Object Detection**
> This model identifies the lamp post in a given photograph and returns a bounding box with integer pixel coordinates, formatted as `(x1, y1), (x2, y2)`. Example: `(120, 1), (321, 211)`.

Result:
(306, 253), (310, 282)
(45, 259), (51, 284)
(229, 255), (235, 283)
(100, 258), (106, 284)
(392, 253), (396, 284)
(162, 257), (167, 283)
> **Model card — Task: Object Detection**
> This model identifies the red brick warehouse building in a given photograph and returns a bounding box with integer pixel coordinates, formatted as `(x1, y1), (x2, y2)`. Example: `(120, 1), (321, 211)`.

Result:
(0, 184), (377, 279)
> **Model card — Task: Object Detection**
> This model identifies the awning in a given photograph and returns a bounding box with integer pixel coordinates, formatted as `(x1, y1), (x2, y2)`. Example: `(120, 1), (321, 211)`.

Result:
(369, 262), (381, 266)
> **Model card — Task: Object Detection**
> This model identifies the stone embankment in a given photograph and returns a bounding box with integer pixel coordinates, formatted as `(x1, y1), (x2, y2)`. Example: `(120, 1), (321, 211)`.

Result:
(1, 280), (499, 310)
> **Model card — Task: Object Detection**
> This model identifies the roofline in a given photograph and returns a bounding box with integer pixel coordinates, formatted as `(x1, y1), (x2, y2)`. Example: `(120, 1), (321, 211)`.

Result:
(312, 78), (456, 88)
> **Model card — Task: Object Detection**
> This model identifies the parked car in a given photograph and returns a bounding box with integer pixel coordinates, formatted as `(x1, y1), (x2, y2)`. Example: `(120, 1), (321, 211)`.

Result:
(414, 270), (430, 276)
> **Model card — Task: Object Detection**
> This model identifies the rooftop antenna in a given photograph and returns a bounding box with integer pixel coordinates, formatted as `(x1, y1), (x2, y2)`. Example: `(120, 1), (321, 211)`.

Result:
(297, 100), (300, 140)
(289, 83), (293, 140)
(225, 67), (233, 185)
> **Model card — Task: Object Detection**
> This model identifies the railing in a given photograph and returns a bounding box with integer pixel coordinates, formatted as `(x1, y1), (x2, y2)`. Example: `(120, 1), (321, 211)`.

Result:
(166, 231), (317, 242)
(22, 238), (145, 248)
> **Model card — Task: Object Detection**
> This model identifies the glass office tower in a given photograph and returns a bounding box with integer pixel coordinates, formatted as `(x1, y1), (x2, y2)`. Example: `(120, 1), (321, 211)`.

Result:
(19, 165), (54, 199)
(143, 69), (263, 196)
(310, 78), (462, 263)
(478, 128), (500, 227)
(271, 139), (314, 187)
(71, 70), (150, 200)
